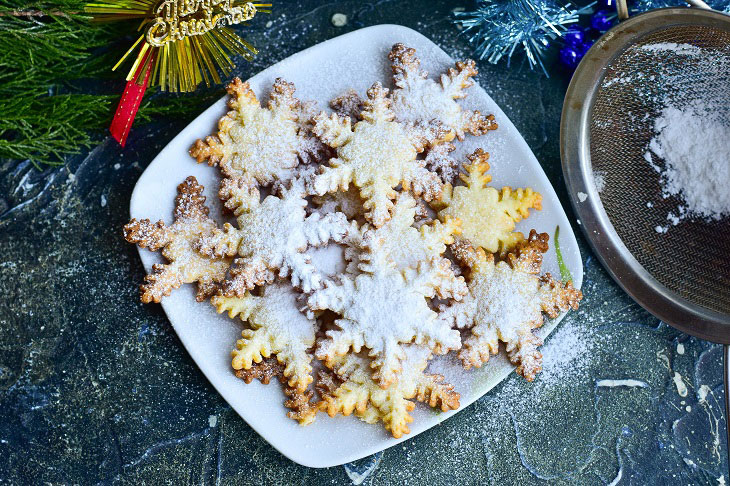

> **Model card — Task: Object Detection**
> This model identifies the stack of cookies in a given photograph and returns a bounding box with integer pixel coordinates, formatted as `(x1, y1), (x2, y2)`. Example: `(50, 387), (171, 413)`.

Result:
(124, 44), (582, 438)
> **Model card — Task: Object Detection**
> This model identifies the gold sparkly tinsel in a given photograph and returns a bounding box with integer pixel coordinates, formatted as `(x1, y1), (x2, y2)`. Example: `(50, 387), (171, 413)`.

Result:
(85, 0), (271, 92)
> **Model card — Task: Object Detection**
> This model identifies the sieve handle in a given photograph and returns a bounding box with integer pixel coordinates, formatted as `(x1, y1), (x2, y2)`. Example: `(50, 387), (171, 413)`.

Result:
(616, 0), (629, 20)
(616, 0), (712, 20)
(725, 345), (730, 473)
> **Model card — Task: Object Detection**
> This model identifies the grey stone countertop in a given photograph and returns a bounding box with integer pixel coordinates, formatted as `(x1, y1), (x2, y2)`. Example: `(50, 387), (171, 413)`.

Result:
(0, 1), (726, 484)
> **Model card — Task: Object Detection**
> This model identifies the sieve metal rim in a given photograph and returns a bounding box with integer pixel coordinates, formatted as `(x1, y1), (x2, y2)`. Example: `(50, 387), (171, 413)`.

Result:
(560, 7), (730, 344)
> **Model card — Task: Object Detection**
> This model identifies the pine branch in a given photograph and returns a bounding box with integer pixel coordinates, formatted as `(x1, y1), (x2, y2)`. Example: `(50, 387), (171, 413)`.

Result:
(0, 0), (86, 14)
(0, 4), (221, 166)
(0, 10), (73, 16)
(0, 91), (217, 164)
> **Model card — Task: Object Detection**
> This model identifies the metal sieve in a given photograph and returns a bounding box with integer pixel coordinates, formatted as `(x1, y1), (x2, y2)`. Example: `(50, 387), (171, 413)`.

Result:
(560, 1), (730, 467)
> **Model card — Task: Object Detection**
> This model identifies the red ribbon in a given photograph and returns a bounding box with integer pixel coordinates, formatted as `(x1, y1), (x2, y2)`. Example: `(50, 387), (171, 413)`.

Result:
(109, 55), (152, 147)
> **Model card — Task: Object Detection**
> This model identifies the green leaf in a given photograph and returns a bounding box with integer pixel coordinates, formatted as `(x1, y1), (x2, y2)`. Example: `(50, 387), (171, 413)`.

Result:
(554, 225), (572, 283)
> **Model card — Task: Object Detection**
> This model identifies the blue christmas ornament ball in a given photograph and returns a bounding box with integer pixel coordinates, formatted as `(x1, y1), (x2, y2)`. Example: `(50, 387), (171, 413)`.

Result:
(563, 27), (585, 46)
(590, 10), (614, 31)
(559, 45), (581, 69)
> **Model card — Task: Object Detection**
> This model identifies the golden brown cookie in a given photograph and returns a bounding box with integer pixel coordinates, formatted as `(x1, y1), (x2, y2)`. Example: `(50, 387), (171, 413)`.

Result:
(214, 281), (318, 392)
(309, 229), (466, 388)
(317, 345), (460, 438)
(197, 177), (351, 295)
(434, 149), (542, 255)
(234, 357), (318, 425)
(388, 43), (497, 145)
(124, 176), (230, 303)
(190, 78), (324, 189)
(310, 82), (442, 227)
(441, 231), (582, 381)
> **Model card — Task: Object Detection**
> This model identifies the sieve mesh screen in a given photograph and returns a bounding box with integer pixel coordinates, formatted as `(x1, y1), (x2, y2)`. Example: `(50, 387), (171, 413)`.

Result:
(589, 24), (730, 315)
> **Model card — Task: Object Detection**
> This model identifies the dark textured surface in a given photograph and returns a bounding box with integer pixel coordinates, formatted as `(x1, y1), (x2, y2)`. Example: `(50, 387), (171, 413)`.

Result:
(0, 1), (726, 484)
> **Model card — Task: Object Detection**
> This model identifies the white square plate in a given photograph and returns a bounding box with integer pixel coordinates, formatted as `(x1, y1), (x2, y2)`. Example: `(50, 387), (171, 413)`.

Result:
(129, 24), (583, 468)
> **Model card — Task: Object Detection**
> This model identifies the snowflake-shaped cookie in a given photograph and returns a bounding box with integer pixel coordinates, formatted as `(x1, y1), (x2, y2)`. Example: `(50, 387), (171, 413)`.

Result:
(317, 345), (460, 438)
(435, 149), (542, 254)
(197, 178), (350, 295)
(345, 193), (461, 273)
(309, 231), (466, 388)
(214, 281), (318, 392)
(442, 231), (582, 381)
(123, 176), (230, 303)
(309, 82), (442, 227)
(189, 77), (322, 188)
(388, 43), (498, 145)
(233, 356), (319, 425)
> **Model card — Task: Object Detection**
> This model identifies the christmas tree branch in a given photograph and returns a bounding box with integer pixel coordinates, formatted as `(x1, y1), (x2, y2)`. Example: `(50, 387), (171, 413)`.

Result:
(0, 10), (73, 16)
(0, 1), (219, 166)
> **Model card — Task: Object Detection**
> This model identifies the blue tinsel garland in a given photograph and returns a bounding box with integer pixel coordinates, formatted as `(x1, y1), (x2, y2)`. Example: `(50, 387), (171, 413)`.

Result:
(453, 0), (593, 74)
(454, 0), (730, 75)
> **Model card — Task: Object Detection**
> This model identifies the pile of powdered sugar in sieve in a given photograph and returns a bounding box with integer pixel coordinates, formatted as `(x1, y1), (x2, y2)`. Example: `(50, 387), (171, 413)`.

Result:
(637, 43), (730, 233)
(646, 102), (730, 233)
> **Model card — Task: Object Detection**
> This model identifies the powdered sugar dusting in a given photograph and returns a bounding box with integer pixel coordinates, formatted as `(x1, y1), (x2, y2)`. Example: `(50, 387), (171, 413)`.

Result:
(539, 318), (592, 386)
(641, 42), (702, 56)
(592, 170), (605, 193)
(647, 103), (730, 221)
